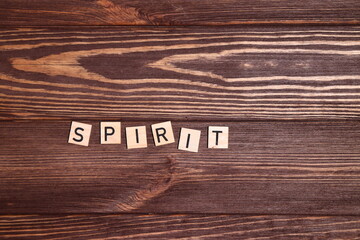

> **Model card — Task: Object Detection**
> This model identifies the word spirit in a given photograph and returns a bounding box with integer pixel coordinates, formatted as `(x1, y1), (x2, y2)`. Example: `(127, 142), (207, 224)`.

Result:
(68, 121), (229, 152)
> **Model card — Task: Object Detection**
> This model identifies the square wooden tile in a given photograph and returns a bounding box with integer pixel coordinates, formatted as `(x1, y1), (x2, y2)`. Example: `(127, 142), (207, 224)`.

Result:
(208, 126), (229, 149)
(126, 126), (147, 149)
(178, 128), (201, 152)
(68, 121), (92, 146)
(151, 121), (175, 146)
(100, 122), (121, 144)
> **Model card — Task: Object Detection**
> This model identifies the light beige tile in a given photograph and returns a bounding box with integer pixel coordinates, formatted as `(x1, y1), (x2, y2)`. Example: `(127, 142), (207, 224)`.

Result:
(208, 126), (229, 149)
(100, 122), (121, 144)
(151, 121), (175, 146)
(68, 121), (92, 146)
(126, 126), (147, 149)
(178, 128), (201, 152)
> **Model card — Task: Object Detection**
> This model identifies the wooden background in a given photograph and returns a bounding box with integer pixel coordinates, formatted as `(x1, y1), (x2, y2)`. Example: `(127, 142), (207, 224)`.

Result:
(1, 0), (360, 239)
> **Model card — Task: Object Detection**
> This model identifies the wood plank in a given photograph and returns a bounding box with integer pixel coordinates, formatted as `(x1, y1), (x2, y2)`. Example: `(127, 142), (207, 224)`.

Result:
(2, 214), (360, 239)
(1, 27), (360, 120)
(1, 120), (360, 214)
(0, 0), (359, 26)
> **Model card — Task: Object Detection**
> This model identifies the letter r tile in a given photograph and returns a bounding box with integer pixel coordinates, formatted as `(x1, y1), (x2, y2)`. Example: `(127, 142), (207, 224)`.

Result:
(151, 121), (175, 146)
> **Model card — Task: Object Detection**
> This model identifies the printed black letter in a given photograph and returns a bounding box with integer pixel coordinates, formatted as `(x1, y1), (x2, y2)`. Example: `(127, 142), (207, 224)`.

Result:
(73, 127), (84, 142)
(155, 127), (168, 143)
(104, 126), (115, 141)
(212, 130), (223, 146)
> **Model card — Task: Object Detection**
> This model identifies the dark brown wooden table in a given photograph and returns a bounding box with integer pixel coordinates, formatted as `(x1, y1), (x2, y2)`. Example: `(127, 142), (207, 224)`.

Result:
(1, 1), (360, 239)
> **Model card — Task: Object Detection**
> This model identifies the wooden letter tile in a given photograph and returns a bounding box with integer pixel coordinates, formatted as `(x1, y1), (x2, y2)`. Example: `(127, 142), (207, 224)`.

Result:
(151, 121), (175, 146)
(100, 122), (121, 144)
(208, 126), (229, 149)
(68, 121), (92, 146)
(126, 126), (147, 149)
(178, 128), (201, 152)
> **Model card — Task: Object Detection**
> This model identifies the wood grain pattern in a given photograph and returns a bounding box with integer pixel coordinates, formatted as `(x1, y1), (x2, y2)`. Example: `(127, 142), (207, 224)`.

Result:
(1, 27), (360, 120)
(2, 0), (360, 239)
(0, 0), (360, 26)
(2, 214), (360, 239)
(1, 120), (360, 214)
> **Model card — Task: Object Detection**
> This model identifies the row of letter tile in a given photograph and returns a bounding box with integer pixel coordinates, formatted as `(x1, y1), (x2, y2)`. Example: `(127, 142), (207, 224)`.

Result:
(68, 121), (228, 152)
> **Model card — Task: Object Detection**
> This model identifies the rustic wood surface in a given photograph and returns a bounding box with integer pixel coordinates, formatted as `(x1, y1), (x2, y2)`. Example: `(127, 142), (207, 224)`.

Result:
(2, 1), (360, 238)
(1, 120), (360, 215)
(1, 27), (360, 120)
(2, 214), (360, 239)
(0, 0), (359, 26)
